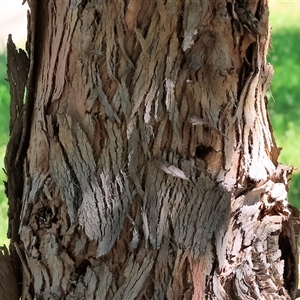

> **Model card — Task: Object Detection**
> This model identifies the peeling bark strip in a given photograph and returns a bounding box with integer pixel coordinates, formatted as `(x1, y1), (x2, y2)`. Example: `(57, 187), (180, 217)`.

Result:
(5, 35), (30, 294)
(4, 0), (299, 299)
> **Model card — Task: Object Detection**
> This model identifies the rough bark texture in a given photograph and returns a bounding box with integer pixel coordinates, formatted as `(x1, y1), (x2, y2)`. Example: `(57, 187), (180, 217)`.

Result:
(0, 246), (19, 300)
(3, 0), (299, 299)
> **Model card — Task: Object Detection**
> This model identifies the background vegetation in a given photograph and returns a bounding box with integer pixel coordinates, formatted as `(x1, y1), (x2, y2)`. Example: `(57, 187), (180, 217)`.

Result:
(0, 3), (299, 246)
(268, 3), (300, 208)
(0, 53), (9, 246)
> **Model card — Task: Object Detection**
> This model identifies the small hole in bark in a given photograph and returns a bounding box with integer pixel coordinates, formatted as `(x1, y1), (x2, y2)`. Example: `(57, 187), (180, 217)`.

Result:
(195, 145), (213, 160)
(212, 7), (217, 17)
(36, 206), (56, 228)
(53, 123), (59, 136)
(76, 259), (91, 276)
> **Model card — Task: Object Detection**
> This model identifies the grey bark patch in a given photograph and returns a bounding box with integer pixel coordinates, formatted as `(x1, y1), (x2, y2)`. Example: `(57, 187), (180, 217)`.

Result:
(112, 255), (154, 300)
(144, 161), (231, 256)
(49, 113), (131, 257)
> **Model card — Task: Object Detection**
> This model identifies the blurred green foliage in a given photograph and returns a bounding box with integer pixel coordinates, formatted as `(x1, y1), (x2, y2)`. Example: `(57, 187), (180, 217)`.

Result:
(268, 2), (300, 208)
(0, 3), (299, 245)
(0, 52), (9, 246)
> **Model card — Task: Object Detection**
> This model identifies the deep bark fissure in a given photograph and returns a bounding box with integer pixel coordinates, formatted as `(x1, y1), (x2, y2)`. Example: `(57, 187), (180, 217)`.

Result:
(58, 139), (82, 212)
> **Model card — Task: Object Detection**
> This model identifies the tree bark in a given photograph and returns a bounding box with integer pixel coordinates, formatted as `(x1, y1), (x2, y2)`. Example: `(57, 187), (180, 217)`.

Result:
(3, 0), (299, 299)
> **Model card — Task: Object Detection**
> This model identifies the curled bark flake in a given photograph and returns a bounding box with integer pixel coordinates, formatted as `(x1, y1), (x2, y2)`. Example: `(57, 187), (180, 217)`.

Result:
(182, 1), (207, 51)
(153, 159), (190, 181)
(6, 35), (29, 133)
(165, 78), (180, 134)
(189, 115), (226, 137)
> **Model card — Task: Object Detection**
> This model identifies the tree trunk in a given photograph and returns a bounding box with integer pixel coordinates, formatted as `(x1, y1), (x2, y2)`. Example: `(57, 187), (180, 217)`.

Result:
(3, 0), (299, 299)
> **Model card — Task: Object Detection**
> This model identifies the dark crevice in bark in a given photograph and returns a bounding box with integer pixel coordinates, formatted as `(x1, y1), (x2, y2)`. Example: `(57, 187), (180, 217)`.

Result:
(182, 257), (193, 299)
(279, 223), (298, 297)
(30, 1), (46, 87)
(245, 41), (255, 65)
(78, 0), (88, 16)
(248, 132), (253, 156)
(75, 259), (91, 276)
(205, 236), (219, 299)
(137, 3), (156, 38)
(235, 177), (256, 198)
(93, 9), (101, 25)
(58, 139), (82, 212)
(176, 1), (185, 55)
